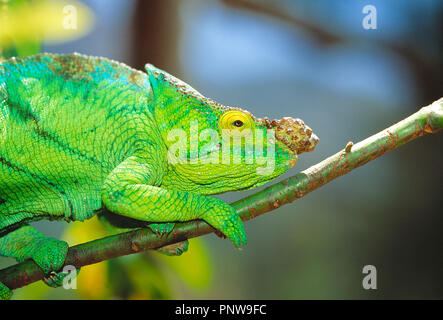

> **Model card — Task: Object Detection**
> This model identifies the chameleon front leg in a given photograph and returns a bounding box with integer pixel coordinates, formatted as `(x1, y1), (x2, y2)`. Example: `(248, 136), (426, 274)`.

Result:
(0, 224), (69, 299)
(101, 155), (247, 248)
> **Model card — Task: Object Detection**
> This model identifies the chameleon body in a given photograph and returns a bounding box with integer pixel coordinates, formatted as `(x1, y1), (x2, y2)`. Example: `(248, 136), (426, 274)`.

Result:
(0, 53), (319, 299)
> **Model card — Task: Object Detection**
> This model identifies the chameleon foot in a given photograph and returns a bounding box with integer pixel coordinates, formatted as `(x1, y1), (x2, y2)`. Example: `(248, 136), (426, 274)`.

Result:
(43, 271), (66, 288)
(30, 238), (69, 287)
(0, 281), (12, 300)
(43, 267), (80, 288)
(203, 198), (247, 248)
(156, 240), (189, 256)
(148, 222), (175, 236)
(148, 223), (187, 256)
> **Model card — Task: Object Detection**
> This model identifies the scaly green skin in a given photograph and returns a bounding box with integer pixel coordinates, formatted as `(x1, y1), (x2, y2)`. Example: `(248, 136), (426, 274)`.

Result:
(0, 53), (319, 299)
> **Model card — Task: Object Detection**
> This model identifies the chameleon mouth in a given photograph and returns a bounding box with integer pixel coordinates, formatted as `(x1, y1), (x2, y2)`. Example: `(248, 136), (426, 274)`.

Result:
(259, 116), (319, 155)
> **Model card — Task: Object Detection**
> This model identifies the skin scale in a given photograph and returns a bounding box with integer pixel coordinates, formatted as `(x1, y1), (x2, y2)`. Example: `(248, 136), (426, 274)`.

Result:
(0, 53), (319, 299)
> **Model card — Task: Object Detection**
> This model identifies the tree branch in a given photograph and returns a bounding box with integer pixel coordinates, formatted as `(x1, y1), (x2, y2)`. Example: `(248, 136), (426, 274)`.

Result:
(1, 98), (442, 291)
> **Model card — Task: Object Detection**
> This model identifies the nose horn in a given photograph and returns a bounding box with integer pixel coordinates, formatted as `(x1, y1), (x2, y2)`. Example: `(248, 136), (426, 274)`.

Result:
(262, 117), (319, 154)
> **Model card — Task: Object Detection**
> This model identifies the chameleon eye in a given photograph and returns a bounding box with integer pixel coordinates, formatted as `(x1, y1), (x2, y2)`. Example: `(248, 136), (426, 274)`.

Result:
(219, 110), (254, 131)
(233, 120), (244, 127)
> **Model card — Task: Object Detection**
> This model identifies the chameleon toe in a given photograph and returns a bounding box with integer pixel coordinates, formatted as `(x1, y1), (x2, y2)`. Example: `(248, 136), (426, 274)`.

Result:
(42, 268), (80, 288)
(156, 240), (189, 256)
(148, 222), (175, 236)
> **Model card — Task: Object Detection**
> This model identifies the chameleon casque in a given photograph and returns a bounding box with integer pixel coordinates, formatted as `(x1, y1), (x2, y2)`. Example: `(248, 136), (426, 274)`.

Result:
(0, 53), (319, 299)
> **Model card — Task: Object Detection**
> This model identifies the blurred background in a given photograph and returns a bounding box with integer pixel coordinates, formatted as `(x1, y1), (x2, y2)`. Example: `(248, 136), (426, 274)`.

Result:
(0, 0), (442, 299)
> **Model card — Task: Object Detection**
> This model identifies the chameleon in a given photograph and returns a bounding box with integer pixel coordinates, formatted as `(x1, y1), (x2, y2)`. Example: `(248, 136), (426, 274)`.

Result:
(0, 53), (319, 299)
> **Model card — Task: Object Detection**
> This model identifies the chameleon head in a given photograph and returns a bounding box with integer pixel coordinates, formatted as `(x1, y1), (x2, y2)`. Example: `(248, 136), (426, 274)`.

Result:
(217, 109), (319, 170)
(146, 64), (319, 194)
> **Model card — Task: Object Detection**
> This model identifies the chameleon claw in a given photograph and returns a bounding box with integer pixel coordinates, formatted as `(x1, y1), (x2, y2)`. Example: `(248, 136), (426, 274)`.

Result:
(43, 271), (61, 288)
(214, 230), (227, 239)
(155, 240), (189, 256)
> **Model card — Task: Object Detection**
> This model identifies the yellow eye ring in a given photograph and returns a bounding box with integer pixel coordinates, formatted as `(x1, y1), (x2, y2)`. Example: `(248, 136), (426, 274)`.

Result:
(219, 110), (255, 131)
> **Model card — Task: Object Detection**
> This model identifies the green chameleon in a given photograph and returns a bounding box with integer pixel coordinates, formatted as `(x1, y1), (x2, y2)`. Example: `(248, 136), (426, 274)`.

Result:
(0, 53), (319, 299)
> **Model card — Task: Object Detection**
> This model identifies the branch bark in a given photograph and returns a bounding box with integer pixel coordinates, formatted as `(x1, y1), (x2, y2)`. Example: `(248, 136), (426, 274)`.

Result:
(1, 98), (442, 291)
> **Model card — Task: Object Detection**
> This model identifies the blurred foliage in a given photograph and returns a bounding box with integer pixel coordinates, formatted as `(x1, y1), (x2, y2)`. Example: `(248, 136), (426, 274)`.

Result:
(0, 0), (94, 58)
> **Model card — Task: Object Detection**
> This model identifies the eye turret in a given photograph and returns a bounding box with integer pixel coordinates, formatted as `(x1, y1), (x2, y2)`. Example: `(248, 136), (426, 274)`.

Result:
(219, 110), (254, 131)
